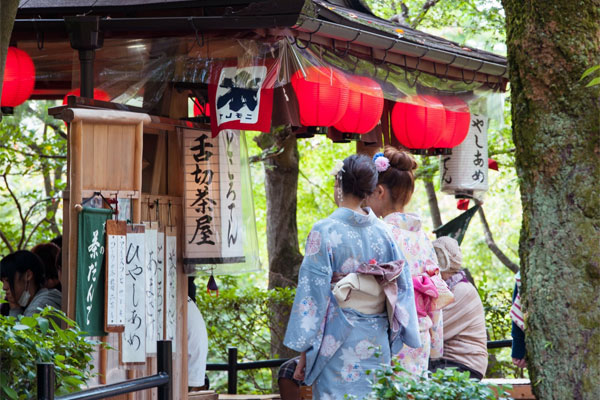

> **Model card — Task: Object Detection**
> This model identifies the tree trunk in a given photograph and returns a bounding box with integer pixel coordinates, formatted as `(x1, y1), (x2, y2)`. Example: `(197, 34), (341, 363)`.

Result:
(424, 179), (442, 229)
(502, 1), (600, 398)
(0, 0), (20, 112)
(256, 126), (304, 363)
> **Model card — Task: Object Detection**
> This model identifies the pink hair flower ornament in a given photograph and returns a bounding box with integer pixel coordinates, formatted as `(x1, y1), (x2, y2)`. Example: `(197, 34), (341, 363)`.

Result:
(373, 152), (390, 172)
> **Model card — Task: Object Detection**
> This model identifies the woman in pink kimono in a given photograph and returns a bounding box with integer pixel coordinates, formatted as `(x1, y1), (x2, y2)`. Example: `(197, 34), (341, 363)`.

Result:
(367, 147), (453, 376)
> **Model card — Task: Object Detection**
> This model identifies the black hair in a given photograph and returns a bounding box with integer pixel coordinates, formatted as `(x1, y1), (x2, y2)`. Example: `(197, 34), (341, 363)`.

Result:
(188, 276), (197, 304)
(338, 154), (378, 199)
(31, 243), (60, 280)
(0, 250), (46, 294)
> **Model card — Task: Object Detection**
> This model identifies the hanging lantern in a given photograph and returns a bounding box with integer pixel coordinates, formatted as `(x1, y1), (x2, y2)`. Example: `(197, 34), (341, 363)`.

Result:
(437, 97), (470, 148)
(1, 47), (36, 108)
(391, 95), (446, 149)
(291, 66), (349, 127)
(62, 88), (111, 104)
(440, 114), (489, 196)
(334, 75), (384, 134)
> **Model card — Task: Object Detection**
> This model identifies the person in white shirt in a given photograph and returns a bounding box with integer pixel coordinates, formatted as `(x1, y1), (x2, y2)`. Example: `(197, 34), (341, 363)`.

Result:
(188, 276), (209, 391)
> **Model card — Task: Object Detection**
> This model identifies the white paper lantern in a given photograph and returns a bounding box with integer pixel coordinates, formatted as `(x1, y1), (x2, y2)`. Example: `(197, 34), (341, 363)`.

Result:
(440, 114), (489, 196)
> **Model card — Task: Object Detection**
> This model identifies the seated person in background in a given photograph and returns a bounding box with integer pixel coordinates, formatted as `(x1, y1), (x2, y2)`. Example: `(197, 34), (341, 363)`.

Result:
(31, 242), (61, 291)
(429, 237), (488, 380)
(187, 276), (209, 392)
(0, 250), (61, 317)
(278, 356), (301, 400)
(510, 271), (527, 368)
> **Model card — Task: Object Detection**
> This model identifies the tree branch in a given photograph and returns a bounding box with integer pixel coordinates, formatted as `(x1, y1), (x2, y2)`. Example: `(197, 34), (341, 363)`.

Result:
(2, 174), (26, 249)
(0, 229), (14, 254)
(475, 202), (519, 273)
(411, 0), (441, 28)
(0, 144), (66, 159)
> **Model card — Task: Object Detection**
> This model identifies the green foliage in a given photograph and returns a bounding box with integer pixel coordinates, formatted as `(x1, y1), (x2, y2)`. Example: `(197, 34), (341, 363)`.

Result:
(364, 365), (511, 400)
(365, 0), (506, 54)
(0, 306), (99, 399)
(0, 100), (65, 254)
(197, 277), (295, 393)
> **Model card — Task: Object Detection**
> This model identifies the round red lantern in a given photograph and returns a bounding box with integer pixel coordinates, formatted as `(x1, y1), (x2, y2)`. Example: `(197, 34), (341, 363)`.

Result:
(1, 47), (36, 108)
(291, 66), (349, 127)
(437, 97), (470, 148)
(391, 95), (446, 149)
(334, 75), (384, 134)
(62, 88), (111, 104)
(193, 100), (210, 117)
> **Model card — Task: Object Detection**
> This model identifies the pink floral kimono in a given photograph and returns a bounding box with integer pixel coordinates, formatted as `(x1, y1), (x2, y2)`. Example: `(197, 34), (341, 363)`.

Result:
(384, 212), (454, 376)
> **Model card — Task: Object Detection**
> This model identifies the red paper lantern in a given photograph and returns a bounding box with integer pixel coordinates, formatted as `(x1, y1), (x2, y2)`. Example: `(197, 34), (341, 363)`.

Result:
(291, 66), (349, 127)
(193, 101), (210, 117)
(391, 95), (446, 149)
(437, 97), (470, 148)
(1, 47), (36, 108)
(62, 88), (111, 104)
(334, 75), (384, 134)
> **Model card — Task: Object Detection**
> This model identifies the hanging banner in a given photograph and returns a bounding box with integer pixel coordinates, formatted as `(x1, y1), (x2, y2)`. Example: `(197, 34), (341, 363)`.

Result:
(76, 207), (112, 337)
(433, 205), (480, 245)
(208, 60), (276, 137)
(440, 114), (489, 195)
(182, 128), (245, 265)
(144, 223), (158, 354)
(105, 220), (127, 332)
(165, 229), (178, 352)
(156, 230), (165, 340)
(122, 224), (146, 363)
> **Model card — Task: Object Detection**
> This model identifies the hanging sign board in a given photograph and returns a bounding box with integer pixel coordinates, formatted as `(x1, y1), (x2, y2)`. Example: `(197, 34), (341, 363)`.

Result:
(156, 230), (165, 340)
(182, 128), (245, 265)
(144, 223), (158, 354)
(165, 229), (178, 351)
(122, 224), (146, 364)
(208, 61), (276, 137)
(440, 114), (489, 195)
(105, 220), (127, 332)
(76, 207), (112, 337)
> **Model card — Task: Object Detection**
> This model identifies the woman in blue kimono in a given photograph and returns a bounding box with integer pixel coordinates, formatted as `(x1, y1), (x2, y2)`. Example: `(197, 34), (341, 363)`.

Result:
(284, 154), (420, 400)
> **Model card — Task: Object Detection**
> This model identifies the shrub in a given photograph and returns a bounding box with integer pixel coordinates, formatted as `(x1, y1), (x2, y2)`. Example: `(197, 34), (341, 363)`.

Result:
(363, 364), (511, 400)
(0, 306), (98, 399)
(197, 277), (295, 393)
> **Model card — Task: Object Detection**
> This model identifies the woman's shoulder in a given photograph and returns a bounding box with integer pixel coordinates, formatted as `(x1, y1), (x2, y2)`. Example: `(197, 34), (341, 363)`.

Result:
(453, 281), (480, 301)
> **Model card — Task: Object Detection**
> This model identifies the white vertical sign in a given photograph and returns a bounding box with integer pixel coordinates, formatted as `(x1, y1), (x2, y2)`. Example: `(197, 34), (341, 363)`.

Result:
(117, 235), (127, 326)
(218, 130), (244, 258)
(182, 128), (245, 265)
(122, 226), (146, 363)
(144, 227), (158, 354)
(165, 234), (178, 352)
(440, 114), (489, 195)
(156, 231), (165, 339)
(106, 235), (119, 326)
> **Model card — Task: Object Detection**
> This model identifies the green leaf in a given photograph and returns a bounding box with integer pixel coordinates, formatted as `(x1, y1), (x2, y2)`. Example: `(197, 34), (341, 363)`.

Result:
(12, 323), (31, 331)
(580, 65), (600, 81)
(585, 77), (600, 87)
(37, 317), (49, 334)
(2, 386), (18, 400)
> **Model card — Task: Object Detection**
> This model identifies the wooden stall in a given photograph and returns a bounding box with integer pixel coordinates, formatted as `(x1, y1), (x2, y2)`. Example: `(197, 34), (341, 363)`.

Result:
(50, 101), (218, 400)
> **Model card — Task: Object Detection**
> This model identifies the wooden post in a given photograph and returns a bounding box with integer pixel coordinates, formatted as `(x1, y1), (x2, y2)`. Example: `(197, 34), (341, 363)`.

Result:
(66, 120), (83, 320)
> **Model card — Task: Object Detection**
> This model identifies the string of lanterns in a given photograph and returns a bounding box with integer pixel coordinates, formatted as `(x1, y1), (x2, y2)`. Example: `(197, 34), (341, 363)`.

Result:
(290, 66), (471, 150)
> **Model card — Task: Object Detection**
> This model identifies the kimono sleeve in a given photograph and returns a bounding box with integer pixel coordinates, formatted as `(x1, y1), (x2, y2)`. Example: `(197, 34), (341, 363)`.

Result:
(284, 225), (333, 353)
(391, 243), (422, 354)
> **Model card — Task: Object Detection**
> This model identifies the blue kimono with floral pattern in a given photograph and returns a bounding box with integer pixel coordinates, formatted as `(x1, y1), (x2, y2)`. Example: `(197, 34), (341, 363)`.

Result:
(284, 208), (420, 400)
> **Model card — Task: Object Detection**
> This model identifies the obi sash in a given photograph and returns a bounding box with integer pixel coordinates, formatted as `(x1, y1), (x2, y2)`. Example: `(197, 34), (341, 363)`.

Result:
(331, 260), (408, 335)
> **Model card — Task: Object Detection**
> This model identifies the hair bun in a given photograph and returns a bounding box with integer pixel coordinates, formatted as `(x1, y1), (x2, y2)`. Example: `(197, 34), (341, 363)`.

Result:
(383, 146), (417, 171)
